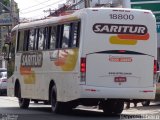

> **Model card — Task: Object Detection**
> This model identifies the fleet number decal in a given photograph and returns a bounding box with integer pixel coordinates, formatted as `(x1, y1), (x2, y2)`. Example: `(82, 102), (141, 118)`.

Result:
(109, 14), (134, 20)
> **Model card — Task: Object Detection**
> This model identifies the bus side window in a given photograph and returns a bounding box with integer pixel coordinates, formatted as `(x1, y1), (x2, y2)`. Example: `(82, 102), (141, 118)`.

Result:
(38, 28), (45, 50)
(43, 27), (49, 50)
(56, 25), (62, 49)
(17, 30), (24, 52)
(23, 30), (29, 51)
(60, 24), (71, 49)
(71, 22), (80, 48)
(49, 26), (57, 49)
(28, 29), (36, 51)
(34, 29), (39, 50)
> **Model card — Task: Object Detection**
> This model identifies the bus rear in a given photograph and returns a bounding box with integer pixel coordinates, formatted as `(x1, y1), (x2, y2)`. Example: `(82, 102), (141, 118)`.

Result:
(79, 8), (157, 113)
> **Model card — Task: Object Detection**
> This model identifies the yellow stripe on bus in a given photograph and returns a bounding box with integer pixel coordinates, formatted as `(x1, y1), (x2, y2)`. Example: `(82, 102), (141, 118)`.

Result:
(109, 36), (137, 45)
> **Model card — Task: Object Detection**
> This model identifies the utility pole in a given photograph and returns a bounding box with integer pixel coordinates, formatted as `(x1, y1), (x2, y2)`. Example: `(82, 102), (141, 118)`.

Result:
(11, 0), (19, 27)
(84, 0), (90, 8)
(10, 0), (14, 28)
(0, 0), (19, 68)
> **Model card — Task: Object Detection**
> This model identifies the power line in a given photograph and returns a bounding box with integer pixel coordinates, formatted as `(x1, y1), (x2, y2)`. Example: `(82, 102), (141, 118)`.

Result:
(21, 0), (52, 11)
(20, 11), (48, 19)
(21, 0), (65, 14)
(33, 0), (42, 3)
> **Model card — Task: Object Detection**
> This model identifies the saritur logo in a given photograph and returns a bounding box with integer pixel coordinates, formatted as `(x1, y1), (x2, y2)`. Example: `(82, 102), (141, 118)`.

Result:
(93, 23), (149, 45)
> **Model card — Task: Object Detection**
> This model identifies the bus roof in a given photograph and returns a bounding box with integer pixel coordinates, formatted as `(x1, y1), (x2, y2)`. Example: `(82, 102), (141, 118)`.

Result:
(12, 7), (152, 31)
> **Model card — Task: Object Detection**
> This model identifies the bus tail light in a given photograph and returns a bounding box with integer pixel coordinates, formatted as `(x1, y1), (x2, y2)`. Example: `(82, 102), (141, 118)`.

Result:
(0, 78), (7, 82)
(154, 60), (157, 74)
(153, 60), (159, 84)
(2, 79), (7, 82)
(80, 58), (86, 84)
(81, 58), (86, 72)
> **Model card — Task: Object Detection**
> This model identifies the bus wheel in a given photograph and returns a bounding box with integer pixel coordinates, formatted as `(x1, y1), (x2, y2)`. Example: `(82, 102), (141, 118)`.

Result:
(112, 101), (124, 115)
(51, 85), (73, 113)
(17, 85), (30, 109)
(101, 100), (124, 115)
(51, 85), (62, 113)
(141, 100), (150, 106)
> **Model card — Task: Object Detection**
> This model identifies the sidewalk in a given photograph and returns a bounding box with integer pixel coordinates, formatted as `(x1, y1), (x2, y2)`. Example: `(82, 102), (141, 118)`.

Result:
(0, 96), (18, 102)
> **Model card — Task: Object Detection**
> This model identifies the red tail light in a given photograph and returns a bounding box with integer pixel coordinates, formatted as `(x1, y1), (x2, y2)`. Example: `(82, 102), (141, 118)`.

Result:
(2, 79), (7, 82)
(81, 58), (86, 73)
(154, 60), (157, 74)
(80, 58), (86, 84)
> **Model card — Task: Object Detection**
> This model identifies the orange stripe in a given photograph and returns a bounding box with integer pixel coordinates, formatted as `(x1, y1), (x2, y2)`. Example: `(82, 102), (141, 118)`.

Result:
(20, 66), (32, 75)
(118, 33), (149, 40)
(109, 36), (137, 45)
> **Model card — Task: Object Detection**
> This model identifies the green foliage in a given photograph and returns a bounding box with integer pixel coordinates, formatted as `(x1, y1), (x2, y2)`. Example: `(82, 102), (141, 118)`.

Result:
(3, 0), (10, 6)
(2, 46), (7, 53)
(7, 59), (14, 78)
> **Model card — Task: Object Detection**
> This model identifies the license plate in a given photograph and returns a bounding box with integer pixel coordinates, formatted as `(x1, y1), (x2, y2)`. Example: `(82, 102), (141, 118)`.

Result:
(114, 77), (127, 82)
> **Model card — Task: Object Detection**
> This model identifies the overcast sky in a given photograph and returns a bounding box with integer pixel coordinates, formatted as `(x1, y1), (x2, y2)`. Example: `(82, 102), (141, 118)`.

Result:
(14, 0), (66, 19)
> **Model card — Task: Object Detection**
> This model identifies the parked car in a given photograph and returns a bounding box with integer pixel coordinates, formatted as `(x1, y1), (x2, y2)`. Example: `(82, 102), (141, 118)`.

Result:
(0, 68), (7, 95)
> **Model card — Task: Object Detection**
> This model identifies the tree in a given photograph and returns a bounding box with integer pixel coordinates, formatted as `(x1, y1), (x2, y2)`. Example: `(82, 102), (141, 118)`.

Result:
(3, 0), (10, 6)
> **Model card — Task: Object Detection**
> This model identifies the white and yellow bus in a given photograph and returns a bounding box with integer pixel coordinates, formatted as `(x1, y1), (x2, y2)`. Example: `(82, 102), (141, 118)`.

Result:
(7, 8), (157, 115)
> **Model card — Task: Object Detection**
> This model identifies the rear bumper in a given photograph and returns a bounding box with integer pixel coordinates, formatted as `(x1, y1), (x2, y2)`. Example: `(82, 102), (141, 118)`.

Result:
(80, 85), (156, 100)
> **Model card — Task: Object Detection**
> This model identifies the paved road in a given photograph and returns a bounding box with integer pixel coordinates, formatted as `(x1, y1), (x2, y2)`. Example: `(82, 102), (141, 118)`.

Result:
(0, 96), (160, 120)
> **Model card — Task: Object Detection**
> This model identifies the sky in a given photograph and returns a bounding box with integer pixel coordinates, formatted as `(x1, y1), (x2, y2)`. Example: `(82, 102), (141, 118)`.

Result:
(14, 0), (66, 19)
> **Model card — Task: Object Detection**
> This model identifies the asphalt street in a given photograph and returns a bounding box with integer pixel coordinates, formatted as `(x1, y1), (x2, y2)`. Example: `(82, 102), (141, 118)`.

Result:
(1, 96), (160, 120)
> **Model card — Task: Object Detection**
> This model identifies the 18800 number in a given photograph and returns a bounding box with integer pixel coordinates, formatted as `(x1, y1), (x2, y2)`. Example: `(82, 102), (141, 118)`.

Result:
(110, 14), (134, 20)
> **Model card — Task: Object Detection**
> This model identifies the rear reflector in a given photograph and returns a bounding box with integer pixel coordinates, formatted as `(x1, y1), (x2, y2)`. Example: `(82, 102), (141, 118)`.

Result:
(140, 90), (154, 93)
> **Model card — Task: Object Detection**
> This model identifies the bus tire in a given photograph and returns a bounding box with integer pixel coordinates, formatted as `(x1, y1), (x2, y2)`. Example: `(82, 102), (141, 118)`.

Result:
(17, 85), (30, 109)
(51, 85), (73, 114)
(141, 100), (150, 106)
(113, 101), (124, 115)
(51, 85), (63, 113)
(102, 100), (124, 115)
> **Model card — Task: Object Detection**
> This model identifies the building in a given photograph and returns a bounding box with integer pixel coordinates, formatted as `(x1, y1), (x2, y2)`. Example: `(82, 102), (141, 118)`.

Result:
(0, 0), (19, 68)
(120, 0), (160, 63)
(66, 0), (123, 9)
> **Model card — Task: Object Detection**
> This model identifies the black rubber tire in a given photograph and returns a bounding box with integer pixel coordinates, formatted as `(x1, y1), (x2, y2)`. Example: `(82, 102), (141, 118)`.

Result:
(102, 100), (124, 115)
(51, 85), (63, 113)
(51, 85), (73, 114)
(141, 101), (150, 106)
(17, 85), (30, 109)
(113, 101), (124, 114)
